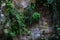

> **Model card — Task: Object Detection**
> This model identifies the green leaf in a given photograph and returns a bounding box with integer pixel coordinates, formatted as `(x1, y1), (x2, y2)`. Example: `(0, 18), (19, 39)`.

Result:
(32, 12), (40, 21)
(9, 32), (16, 37)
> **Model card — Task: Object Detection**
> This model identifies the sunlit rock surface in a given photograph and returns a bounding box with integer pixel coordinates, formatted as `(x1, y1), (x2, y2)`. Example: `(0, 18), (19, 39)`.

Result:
(30, 24), (41, 40)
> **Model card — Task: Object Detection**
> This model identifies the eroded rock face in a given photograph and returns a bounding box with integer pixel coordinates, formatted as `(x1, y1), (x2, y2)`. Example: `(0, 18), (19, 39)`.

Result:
(0, 6), (6, 31)
(39, 17), (50, 33)
(30, 24), (41, 40)
(12, 0), (30, 12)
(21, 36), (28, 40)
(13, 0), (30, 8)
(29, 17), (53, 40)
(13, 0), (35, 8)
(13, 0), (35, 12)
(1, 14), (5, 23)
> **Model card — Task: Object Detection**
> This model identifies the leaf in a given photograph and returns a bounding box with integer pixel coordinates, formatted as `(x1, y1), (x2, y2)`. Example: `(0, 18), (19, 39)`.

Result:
(32, 12), (40, 21)
(9, 32), (16, 37)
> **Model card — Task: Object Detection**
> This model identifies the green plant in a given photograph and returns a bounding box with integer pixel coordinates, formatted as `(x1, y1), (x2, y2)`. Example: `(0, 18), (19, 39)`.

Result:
(32, 12), (40, 21)
(3, 0), (29, 37)
(3, 0), (41, 38)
